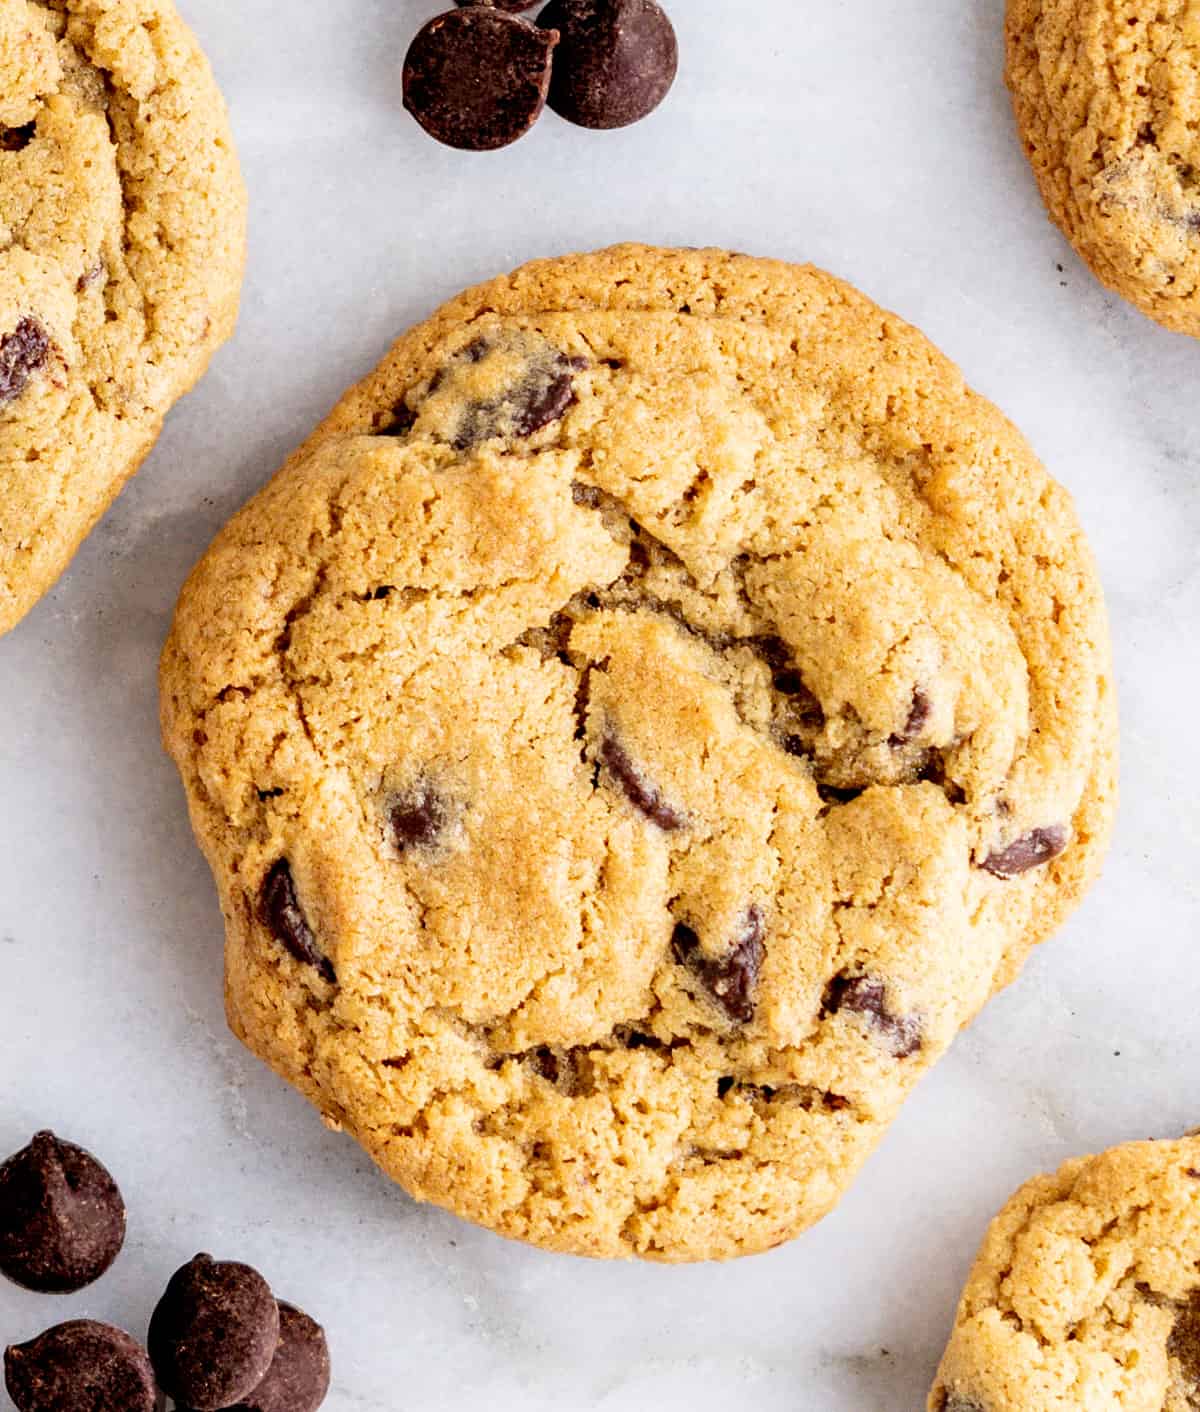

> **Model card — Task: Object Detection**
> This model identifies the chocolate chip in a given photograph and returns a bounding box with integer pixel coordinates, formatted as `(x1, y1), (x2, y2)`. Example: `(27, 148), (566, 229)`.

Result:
(890, 688), (931, 746)
(4, 1321), (157, 1412)
(0, 317), (50, 406)
(456, 0), (538, 9)
(672, 906), (765, 1024)
(598, 732), (687, 830)
(377, 401), (416, 437)
(185, 1303), (330, 1412)
(981, 825), (1069, 879)
(537, 0), (678, 129)
(822, 974), (923, 1059)
(0, 1131), (125, 1294)
(148, 1254), (280, 1411)
(0, 123), (36, 152)
(260, 861), (336, 984)
(404, 9), (559, 151)
(448, 345), (583, 449)
(387, 781), (448, 851)
(1169, 1291), (1200, 1389)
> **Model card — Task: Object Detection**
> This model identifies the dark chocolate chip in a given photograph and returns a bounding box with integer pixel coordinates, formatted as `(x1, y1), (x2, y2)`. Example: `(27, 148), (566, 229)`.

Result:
(450, 346), (583, 449)
(186, 1303), (330, 1412)
(4, 1321), (157, 1412)
(890, 688), (931, 746)
(822, 974), (923, 1059)
(598, 732), (687, 830)
(387, 781), (448, 852)
(0, 317), (50, 406)
(716, 1076), (736, 1099)
(148, 1254), (280, 1411)
(537, 0), (678, 129)
(672, 906), (765, 1024)
(1169, 1291), (1200, 1390)
(455, 0), (538, 9)
(0, 1131), (125, 1294)
(981, 825), (1069, 879)
(0, 123), (36, 152)
(377, 401), (416, 437)
(404, 9), (558, 151)
(260, 861), (336, 984)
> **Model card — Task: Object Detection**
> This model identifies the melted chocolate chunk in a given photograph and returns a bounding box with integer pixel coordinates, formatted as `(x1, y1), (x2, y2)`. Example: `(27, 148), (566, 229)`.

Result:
(537, 0), (678, 129)
(260, 861), (336, 984)
(0, 123), (36, 152)
(0, 1131), (125, 1293)
(148, 1255), (279, 1411)
(981, 825), (1069, 879)
(451, 347), (584, 449)
(1169, 1290), (1200, 1390)
(387, 781), (448, 851)
(0, 317), (50, 406)
(823, 974), (923, 1059)
(194, 1302), (330, 1412)
(404, 9), (559, 151)
(598, 733), (686, 830)
(672, 907), (765, 1024)
(4, 1321), (157, 1412)
(890, 688), (932, 746)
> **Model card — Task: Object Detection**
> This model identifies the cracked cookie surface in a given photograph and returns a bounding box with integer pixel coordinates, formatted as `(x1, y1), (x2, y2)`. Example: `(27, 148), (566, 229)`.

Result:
(0, 0), (246, 638)
(160, 245), (1116, 1261)
(930, 1135), (1200, 1411)
(1007, 0), (1200, 336)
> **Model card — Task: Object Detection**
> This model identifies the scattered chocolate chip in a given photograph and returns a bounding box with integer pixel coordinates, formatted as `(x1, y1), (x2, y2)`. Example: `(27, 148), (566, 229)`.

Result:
(456, 0), (537, 8)
(0, 317), (50, 406)
(377, 401), (416, 437)
(260, 861), (336, 984)
(672, 907), (765, 1024)
(598, 732), (687, 830)
(716, 1076), (736, 1099)
(817, 783), (863, 806)
(182, 1303), (330, 1412)
(1169, 1291), (1200, 1389)
(981, 825), (1069, 879)
(387, 781), (449, 852)
(447, 345), (584, 449)
(404, 9), (559, 151)
(148, 1255), (280, 1411)
(4, 1321), (157, 1412)
(0, 123), (36, 152)
(1188, 1168), (1200, 1180)
(822, 974), (923, 1059)
(0, 1131), (125, 1294)
(537, 0), (678, 129)
(890, 688), (931, 746)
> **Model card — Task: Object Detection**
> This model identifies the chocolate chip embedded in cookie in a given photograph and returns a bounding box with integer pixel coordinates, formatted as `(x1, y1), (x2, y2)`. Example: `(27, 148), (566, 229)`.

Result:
(0, 1131), (126, 1293)
(160, 245), (1115, 1261)
(0, 0), (246, 639)
(1006, 0), (1200, 336)
(929, 1135), (1200, 1411)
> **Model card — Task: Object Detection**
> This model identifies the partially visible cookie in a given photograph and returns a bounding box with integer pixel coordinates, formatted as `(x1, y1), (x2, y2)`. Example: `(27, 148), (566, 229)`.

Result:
(930, 1135), (1200, 1411)
(0, 0), (246, 638)
(160, 244), (1115, 1262)
(1006, 0), (1200, 336)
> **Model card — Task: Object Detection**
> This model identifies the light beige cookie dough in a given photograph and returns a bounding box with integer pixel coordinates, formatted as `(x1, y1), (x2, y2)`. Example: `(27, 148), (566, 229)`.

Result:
(0, 0), (246, 638)
(1007, 0), (1200, 336)
(160, 245), (1116, 1262)
(930, 1135), (1200, 1411)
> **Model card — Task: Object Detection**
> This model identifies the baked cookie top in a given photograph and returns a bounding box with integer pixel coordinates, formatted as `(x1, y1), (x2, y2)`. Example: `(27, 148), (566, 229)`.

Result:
(930, 1135), (1200, 1411)
(160, 245), (1116, 1262)
(1007, 0), (1200, 336)
(0, 0), (245, 638)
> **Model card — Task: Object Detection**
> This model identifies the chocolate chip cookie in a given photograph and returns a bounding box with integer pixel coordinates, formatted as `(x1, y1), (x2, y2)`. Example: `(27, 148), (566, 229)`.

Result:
(1007, 0), (1200, 336)
(160, 245), (1116, 1261)
(0, 0), (246, 638)
(930, 1135), (1200, 1410)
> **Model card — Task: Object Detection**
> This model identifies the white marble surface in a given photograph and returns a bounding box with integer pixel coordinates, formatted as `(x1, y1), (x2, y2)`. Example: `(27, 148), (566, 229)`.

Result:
(2, 1), (1199, 1407)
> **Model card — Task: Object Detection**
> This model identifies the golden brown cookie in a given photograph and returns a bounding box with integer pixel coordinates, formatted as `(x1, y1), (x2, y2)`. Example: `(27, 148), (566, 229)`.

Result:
(1007, 0), (1200, 336)
(160, 245), (1116, 1261)
(930, 1135), (1200, 1411)
(0, 0), (246, 638)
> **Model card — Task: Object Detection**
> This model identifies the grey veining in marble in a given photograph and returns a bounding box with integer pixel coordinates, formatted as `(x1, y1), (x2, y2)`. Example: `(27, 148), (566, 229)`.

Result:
(2, 2), (1197, 1408)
